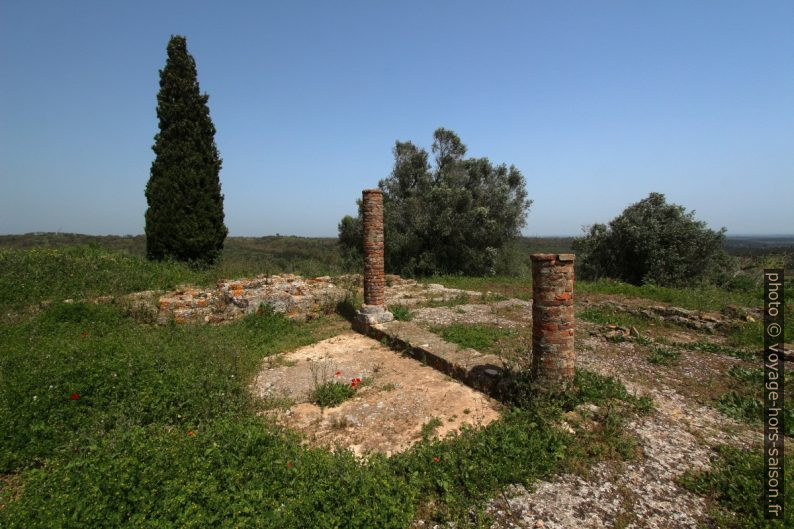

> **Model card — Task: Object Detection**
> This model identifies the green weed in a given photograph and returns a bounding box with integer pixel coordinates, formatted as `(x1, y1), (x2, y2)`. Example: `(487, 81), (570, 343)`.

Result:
(714, 366), (793, 436)
(312, 381), (356, 408)
(679, 445), (792, 528)
(420, 417), (443, 440)
(389, 304), (413, 321)
(433, 324), (514, 351)
(576, 306), (651, 330)
(646, 347), (681, 365)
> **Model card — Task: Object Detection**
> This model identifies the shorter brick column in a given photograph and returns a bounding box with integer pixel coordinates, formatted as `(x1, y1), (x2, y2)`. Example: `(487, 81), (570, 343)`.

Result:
(356, 189), (393, 326)
(531, 253), (576, 393)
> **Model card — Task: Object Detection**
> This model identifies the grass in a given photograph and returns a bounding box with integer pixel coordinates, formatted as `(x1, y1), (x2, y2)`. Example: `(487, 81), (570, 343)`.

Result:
(0, 301), (334, 472)
(646, 346), (681, 365)
(0, 242), (351, 311)
(665, 340), (756, 361)
(714, 367), (793, 436)
(425, 275), (767, 312)
(432, 324), (515, 351)
(423, 276), (534, 301)
(0, 303), (646, 527)
(421, 292), (475, 307)
(0, 233), (350, 277)
(576, 306), (653, 330)
(0, 245), (654, 527)
(420, 417), (443, 440)
(389, 304), (413, 321)
(3, 240), (787, 527)
(0, 246), (208, 310)
(431, 274), (792, 357)
(575, 279), (763, 312)
(679, 444), (792, 528)
(312, 381), (357, 408)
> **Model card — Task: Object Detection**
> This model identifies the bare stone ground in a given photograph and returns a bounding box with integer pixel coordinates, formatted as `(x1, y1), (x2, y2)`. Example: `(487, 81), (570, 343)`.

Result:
(385, 279), (483, 307)
(251, 332), (501, 456)
(248, 280), (780, 528)
(476, 309), (763, 529)
(409, 299), (532, 328)
(392, 285), (773, 528)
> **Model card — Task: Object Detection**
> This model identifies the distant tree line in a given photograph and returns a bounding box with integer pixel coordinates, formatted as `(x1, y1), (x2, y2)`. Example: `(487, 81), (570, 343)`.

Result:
(139, 39), (738, 288)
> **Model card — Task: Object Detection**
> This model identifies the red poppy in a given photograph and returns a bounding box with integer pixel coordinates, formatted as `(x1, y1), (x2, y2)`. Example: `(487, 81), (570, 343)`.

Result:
(81, 331), (89, 338)
(335, 371), (341, 377)
(70, 393), (79, 400)
(433, 456), (440, 463)
(188, 431), (195, 437)
(287, 461), (294, 468)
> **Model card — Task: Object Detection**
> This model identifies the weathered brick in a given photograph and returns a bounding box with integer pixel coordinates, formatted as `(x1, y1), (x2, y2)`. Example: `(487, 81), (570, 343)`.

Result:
(531, 253), (576, 393)
(362, 189), (386, 307)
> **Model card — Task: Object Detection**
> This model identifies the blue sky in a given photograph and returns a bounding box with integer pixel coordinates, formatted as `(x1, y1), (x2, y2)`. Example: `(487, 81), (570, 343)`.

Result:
(1, 1), (792, 236)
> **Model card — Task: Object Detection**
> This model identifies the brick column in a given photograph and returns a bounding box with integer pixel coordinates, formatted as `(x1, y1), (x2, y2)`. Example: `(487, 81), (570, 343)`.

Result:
(531, 253), (575, 393)
(357, 189), (393, 325)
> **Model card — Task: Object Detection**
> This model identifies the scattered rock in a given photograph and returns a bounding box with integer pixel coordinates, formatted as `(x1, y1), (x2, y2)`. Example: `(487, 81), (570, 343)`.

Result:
(593, 300), (754, 332)
(146, 274), (350, 325)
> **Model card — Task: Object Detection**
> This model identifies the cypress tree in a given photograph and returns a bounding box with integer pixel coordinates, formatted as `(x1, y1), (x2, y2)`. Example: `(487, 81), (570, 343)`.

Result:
(145, 35), (227, 265)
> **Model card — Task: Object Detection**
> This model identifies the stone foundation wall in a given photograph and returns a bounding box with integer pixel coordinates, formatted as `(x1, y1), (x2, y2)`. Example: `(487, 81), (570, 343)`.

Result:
(155, 275), (348, 324)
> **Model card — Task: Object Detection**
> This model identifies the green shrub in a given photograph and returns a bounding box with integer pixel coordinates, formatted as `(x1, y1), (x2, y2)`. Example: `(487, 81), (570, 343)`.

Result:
(312, 381), (356, 408)
(389, 304), (413, 321)
(572, 192), (729, 287)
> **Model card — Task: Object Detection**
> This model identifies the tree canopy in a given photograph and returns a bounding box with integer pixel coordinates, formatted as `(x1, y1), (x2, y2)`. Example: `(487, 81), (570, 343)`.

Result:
(572, 192), (728, 286)
(339, 128), (531, 276)
(145, 35), (227, 266)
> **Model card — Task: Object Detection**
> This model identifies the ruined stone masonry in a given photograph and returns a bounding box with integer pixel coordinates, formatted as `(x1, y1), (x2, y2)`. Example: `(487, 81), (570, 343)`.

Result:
(154, 275), (348, 324)
(357, 189), (394, 325)
(531, 253), (576, 392)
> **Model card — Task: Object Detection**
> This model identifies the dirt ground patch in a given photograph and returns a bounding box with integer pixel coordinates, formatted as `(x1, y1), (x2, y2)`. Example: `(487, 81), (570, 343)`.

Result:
(251, 332), (501, 456)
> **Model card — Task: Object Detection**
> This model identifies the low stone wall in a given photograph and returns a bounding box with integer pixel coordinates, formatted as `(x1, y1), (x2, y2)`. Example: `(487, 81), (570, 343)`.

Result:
(155, 274), (350, 324)
(120, 274), (477, 326)
(587, 300), (758, 333)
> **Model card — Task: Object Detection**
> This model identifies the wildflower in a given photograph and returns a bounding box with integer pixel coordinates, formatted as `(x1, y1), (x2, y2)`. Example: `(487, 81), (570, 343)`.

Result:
(188, 431), (195, 437)
(70, 393), (79, 400)
(335, 371), (341, 377)
(287, 461), (294, 468)
(81, 331), (89, 338)
(433, 456), (440, 463)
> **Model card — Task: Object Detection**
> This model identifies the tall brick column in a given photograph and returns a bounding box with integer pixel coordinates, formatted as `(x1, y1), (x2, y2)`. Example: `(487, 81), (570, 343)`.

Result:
(356, 189), (393, 325)
(531, 253), (575, 393)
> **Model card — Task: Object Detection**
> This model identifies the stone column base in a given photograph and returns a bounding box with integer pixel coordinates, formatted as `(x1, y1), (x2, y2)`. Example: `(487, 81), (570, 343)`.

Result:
(356, 304), (394, 325)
